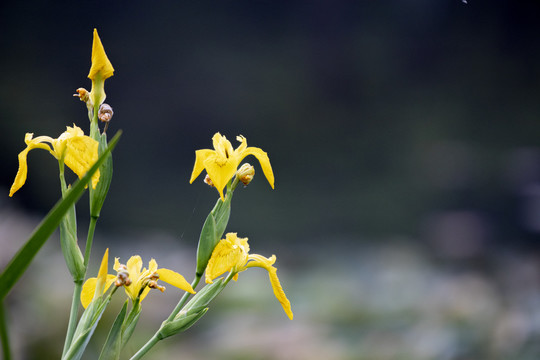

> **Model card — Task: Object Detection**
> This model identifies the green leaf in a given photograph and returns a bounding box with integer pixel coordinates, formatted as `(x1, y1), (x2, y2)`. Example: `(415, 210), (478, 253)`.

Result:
(121, 300), (141, 349)
(98, 301), (128, 360)
(62, 295), (111, 360)
(195, 196), (232, 277)
(90, 132), (114, 218)
(0, 131), (122, 301)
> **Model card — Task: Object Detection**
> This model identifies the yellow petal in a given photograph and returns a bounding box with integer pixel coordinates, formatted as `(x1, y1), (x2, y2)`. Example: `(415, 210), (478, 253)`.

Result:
(63, 134), (100, 189)
(81, 277), (97, 309)
(241, 147), (274, 189)
(95, 248), (110, 297)
(88, 29), (114, 80)
(267, 267), (293, 320)
(148, 259), (158, 273)
(126, 255), (143, 279)
(9, 133), (55, 197)
(80, 274), (116, 308)
(156, 268), (195, 294)
(203, 155), (238, 201)
(113, 257), (121, 271)
(189, 149), (214, 184)
(9, 147), (31, 197)
(206, 234), (249, 283)
(245, 254), (292, 320)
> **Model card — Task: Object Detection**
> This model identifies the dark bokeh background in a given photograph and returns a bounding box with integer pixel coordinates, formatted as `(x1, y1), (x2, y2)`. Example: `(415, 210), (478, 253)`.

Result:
(2, 1), (540, 359)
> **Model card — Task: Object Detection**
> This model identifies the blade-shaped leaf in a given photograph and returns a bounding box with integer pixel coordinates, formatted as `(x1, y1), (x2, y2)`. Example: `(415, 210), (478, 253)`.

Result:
(98, 300), (128, 360)
(0, 131), (122, 301)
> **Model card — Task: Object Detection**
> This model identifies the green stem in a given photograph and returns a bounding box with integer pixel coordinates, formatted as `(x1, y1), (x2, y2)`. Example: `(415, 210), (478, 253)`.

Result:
(167, 275), (201, 322)
(58, 161), (80, 356)
(61, 280), (82, 357)
(84, 216), (98, 270)
(0, 301), (11, 360)
(128, 333), (160, 360)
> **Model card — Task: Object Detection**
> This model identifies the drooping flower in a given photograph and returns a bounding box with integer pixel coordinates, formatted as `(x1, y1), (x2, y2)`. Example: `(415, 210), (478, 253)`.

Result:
(189, 133), (274, 200)
(9, 125), (100, 197)
(206, 233), (293, 320)
(80, 255), (195, 308)
(80, 249), (116, 308)
(87, 28), (114, 109)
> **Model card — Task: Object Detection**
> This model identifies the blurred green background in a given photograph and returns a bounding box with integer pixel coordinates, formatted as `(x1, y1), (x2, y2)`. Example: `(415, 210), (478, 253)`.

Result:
(2, 1), (540, 359)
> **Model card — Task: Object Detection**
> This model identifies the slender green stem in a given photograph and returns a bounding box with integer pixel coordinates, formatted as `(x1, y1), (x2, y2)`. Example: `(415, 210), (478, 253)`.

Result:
(0, 301), (11, 360)
(167, 275), (201, 322)
(61, 280), (82, 357)
(129, 332), (160, 360)
(84, 216), (98, 269)
(59, 161), (80, 356)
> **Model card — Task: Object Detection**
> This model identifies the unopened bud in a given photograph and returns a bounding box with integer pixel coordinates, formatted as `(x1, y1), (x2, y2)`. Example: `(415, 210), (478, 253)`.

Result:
(236, 163), (255, 186)
(98, 103), (114, 123)
(204, 174), (214, 187)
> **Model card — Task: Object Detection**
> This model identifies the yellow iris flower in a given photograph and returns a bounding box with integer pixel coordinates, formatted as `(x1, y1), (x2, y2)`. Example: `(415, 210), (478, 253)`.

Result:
(206, 233), (293, 320)
(189, 133), (274, 200)
(88, 28), (114, 108)
(81, 255), (195, 309)
(9, 125), (100, 197)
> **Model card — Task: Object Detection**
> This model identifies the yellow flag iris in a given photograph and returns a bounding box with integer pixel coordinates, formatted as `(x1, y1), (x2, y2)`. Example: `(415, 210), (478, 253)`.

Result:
(88, 28), (114, 108)
(189, 133), (274, 200)
(206, 233), (293, 320)
(9, 125), (100, 197)
(81, 255), (195, 308)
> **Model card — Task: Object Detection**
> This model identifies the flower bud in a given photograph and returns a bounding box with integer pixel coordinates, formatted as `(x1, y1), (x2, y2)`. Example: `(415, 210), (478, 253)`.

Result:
(98, 103), (114, 123)
(236, 163), (255, 186)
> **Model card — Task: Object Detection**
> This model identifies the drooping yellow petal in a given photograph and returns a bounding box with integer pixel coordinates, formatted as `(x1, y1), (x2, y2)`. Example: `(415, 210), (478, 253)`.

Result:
(203, 155), (238, 201)
(59, 127), (100, 188)
(267, 267), (293, 320)
(88, 29), (114, 81)
(240, 147), (274, 189)
(189, 149), (215, 184)
(206, 233), (249, 283)
(9, 147), (31, 197)
(246, 254), (293, 320)
(9, 133), (55, 197)
(156, 268), (195, 294)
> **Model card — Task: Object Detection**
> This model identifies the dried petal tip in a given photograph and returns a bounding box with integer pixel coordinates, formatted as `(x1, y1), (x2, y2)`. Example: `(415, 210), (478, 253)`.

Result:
(237, 163), (255, 186)
(98, 103), (114, 123)
(204, 174), (215, 187)
(74, 88), (90, 103)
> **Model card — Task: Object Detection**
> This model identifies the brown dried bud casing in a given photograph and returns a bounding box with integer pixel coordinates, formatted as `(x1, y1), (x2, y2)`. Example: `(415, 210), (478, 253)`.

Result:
(236, 163), (255, 186)
(74, 88), (91, 104)
(98, 103), (114, 123)
(115, 263), (132, 287)
(204, 174), (215, 187)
